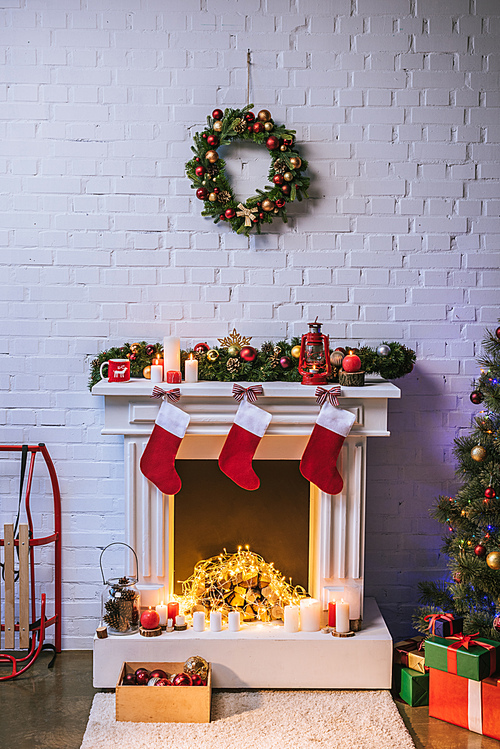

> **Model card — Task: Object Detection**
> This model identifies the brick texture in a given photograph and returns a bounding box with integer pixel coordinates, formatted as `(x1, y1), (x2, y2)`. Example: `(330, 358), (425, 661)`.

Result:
(1, 0), (499, 646)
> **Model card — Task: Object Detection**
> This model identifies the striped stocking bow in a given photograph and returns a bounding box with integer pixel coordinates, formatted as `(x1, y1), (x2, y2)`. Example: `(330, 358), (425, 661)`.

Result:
(150, 386), (181, 402)
(232, 383), (264, 403)
(315, 386), (341, 407)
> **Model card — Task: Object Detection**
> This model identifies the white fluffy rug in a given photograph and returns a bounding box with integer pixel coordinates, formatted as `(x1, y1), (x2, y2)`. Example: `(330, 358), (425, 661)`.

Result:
(81, 690), (415, 749)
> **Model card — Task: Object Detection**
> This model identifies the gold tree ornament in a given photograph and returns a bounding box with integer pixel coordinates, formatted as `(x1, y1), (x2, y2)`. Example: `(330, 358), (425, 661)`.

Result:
(218, 328), (252, 349)
(236, 203), (258, 227)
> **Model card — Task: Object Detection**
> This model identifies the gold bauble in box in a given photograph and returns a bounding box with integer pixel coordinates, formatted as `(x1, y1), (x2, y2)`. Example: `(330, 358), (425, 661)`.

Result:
(261, 198), (275, 212)
(291, 345), (301, 359)
(257, 109), (271, 122)
(213, 120), (223, 132)
(143, 365), (151, 379)
(206, 150), (219, 163)
(184, 655), (209, 682)
(487, 551), (500, 570)
(209, 192), (217, 202)
(289, 156), (302, 169)
(471, 445), (487, 462)
(283, 171), (293, 182)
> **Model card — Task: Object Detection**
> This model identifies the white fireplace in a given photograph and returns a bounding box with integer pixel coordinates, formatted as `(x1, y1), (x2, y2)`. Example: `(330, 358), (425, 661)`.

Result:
(92, 378), (400, 689)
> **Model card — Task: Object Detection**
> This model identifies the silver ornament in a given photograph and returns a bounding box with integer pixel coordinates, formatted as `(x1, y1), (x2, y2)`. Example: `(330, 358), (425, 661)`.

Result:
(376, 344), (391, 357)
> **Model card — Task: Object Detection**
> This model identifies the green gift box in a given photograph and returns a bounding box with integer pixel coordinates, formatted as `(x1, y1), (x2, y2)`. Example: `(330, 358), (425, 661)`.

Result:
(425, 635), (499, 682)
(399, 666), (429, 707)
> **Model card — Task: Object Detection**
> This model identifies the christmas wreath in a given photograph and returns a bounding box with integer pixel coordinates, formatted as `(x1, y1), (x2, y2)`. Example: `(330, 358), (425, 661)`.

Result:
(88, 332), (416, 390)
(185, 104), (310, 236)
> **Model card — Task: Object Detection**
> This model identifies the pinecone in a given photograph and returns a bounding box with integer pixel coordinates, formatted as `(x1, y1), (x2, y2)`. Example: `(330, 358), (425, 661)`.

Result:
(273, 159), (287, 174)
(232, 118), (246, 134)
(227, 357), (241, 373)
(217, 190), (231, 204)
(261, 342), (274, 356)
(269, 346), (281, 369)
(206, 164), (219, 178)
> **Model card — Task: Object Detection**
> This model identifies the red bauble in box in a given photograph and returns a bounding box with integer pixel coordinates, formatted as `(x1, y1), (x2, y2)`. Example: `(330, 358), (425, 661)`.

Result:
(190, 674), (205, 686)
(194, 342), (210, 354)
(342, 354), (362, 373)
(140, 609), (160, 630)
(240, 345), (257, 363)
(212, 109), (223, 120)
(150, 669), (168, 680)
(135, 668), (150, 685)
(123, 673), (137, 685)
(156, 678), (171, 686)
(172, 672), (193, 686)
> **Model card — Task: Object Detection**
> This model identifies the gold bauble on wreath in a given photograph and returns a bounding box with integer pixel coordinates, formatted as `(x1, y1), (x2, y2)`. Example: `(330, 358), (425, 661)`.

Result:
(471, 445), (487, 462)
(227, 344), (241, 357)
(486, 551), (500, 570)
(291, 345), (301, 359)
(206, 150), (219, 163)
(213, 120), (223, 132)
(264, 121), (274, 131)
(280, 144), (287, 152)
(209, 192), (217, 202)
(143, 366), (151, 379)
(261, 198), (275, 212)
(289, 156), (302, 169)
(283, 172), (294, 182)
(257, 109), (271, 122)
(207, 349), (219, 362)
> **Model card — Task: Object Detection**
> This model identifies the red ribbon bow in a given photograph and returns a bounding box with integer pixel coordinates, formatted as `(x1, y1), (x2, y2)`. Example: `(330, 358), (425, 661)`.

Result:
(424, 612), (455, 634)
(150, 386), (181, 403)
(232, 384), (263, 403)
(446, 632), (497, 676)
(315, 386), (341, 407)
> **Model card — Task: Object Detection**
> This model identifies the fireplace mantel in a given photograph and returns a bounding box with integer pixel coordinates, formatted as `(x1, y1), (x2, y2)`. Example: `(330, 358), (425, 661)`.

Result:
(92, 378), (400, 689)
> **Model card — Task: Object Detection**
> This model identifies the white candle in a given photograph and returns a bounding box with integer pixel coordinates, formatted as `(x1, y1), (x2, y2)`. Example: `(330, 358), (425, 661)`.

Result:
(151, 364), (163, 383)
(228, 611), (240, 632)
(299, 598), (321, 632)
(192, 611), (205, 632)
(163, 336), (180, 378)
(184, 354), (198, 383)
(155, 601), (168, 627)
(175, 614), (185, 627)
(284, 605), (299, 633)
(335, 600), (350, 633)
(210, 610), (222, 632)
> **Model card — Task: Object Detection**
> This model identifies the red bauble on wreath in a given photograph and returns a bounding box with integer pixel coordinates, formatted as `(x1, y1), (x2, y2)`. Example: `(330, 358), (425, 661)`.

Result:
(194, 342), (210, 354)
(186, 104), (310, 236)
(240, 345), (257, 363)
(474, 544), (486, 557)
(485, 486), (496, 500)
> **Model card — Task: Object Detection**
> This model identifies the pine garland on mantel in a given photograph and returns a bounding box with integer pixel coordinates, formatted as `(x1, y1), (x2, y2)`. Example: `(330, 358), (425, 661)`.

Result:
(88, 334), (416, 390)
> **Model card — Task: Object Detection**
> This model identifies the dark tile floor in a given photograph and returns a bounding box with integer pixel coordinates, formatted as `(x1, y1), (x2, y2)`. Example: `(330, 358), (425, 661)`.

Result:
(1, 650), (499, 749)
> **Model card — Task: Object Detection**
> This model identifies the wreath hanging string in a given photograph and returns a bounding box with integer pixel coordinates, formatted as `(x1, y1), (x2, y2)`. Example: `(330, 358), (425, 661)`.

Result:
(185, 104), (310, 236)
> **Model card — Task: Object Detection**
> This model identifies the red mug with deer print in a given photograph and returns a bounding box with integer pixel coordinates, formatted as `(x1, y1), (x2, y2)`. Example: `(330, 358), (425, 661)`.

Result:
(100, 359), (131, 383)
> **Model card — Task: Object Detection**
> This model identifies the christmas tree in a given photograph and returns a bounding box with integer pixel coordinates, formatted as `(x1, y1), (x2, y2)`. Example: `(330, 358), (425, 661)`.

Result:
(414, 323), (500, 640)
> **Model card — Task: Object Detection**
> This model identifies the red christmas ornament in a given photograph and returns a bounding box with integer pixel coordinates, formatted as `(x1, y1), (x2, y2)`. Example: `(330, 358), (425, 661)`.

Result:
(266, 135), (280, 150)
(212, 109), (223, 120)
(485, 486), (496, 499)
(207, 134), (219, 147)
(252, 121), (264, 134)
(283, 137), (294, 147)
(275, 198), (285, 208)
(150, 669), (168, 680)
(342, 354), (362, 373)
(202, 133), (207, 139)
(259, 212), (265, 220)
(240, 345), (257, 363)
(195, 165), (206, 177)
(135, 668), (150, 685)
(194, 342), (210, 354)
(156, 678), (171, 686)
(244, 112), (255, 122)
(190, 674), (205, 686)
(225, 208), (236, 219)
(172, 672), (193, 686)
(335, 347), (346, 354)
(129, 353), (137, 361)
(273, 174), (284, 185)
(470, 390), (484, 404)
(474, 544), (486, 557)
(281, 184), (291, 195)
(496, 326), (500, 339)
(280, 356), (292, 370)
(140, 609), (160, 630)
(196, 187), (208, 200)
(219, 214), (225, 220)
(123, 673), (137, 685)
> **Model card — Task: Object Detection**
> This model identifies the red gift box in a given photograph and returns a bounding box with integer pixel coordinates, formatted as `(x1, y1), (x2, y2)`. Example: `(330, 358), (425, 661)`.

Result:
(429, 667), (500, 739)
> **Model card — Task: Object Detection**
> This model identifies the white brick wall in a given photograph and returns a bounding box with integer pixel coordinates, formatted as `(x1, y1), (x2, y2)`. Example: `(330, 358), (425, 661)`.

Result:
(1, 0), (499, 645)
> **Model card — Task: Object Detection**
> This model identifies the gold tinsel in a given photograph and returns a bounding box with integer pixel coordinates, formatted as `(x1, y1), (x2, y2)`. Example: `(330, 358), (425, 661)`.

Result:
(180, 547), (308, 622)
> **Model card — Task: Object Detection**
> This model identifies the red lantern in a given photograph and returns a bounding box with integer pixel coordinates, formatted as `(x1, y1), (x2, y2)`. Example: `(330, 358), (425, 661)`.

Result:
(298, 319), (331, 386)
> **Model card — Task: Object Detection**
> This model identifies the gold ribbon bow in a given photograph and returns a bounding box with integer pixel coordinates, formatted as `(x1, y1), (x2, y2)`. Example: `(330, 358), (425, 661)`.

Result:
(236, 203), (258, 227)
